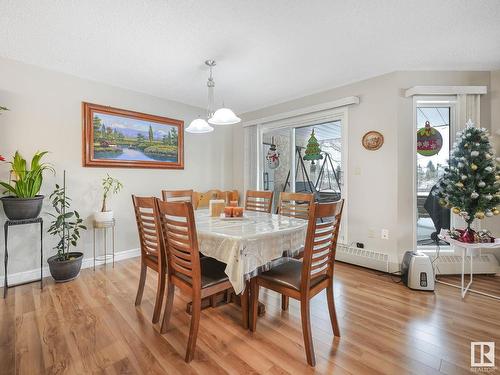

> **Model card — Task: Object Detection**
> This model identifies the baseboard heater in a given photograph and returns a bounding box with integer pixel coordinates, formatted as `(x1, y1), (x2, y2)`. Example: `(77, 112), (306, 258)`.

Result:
(336, 244), (390, 273)
(434, 253), (499, 275)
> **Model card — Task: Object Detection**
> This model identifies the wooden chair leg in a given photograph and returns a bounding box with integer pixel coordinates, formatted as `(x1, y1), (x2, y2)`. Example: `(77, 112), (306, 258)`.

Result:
(160, 282), (175, 333)
(135, 262), (147, 306)
(300, 299), (316, 367)
(281, 295), (289, 311)
(152, 271), (166, 324)
(250, 278), (259, 332)
(326, 284), (340, 337)
(241, 283), (249, 329)
(185, 296), (201, 362)
(210, 295), (217, 308)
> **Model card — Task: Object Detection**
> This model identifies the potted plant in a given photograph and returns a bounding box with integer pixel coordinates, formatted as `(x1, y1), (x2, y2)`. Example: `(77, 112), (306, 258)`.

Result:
(47, 172), (87, 282)
(0, 151), (54, 220)
(94, 174), (123, 222)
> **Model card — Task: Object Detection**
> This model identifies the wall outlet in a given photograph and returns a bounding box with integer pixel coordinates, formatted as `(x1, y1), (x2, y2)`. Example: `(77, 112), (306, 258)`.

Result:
(356, 242), (364, 249)
(381, 229), (389, 240)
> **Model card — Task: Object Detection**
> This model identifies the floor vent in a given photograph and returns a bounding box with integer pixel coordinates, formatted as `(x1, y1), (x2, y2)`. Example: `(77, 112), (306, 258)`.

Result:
(336, 244), (389, 272)
(434, 253), (498, 275)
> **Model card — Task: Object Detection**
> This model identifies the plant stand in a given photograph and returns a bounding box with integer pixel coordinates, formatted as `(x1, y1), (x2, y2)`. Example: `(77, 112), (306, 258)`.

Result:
(437, 234), (500, 300)
(93, 219), (115, 270)
(3, 217), (43, 298)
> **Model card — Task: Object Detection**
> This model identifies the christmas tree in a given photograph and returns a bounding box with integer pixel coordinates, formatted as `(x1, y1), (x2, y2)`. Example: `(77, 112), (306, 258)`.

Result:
(436, 121), (500, 229)
(303, 129), (323, 163)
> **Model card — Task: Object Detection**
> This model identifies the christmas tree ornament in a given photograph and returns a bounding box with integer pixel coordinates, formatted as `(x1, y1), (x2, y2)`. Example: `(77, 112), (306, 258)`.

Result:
(265, 137), (280, 170)
(470, 192), (479, 199)
(478, 181), (486, 188)
(457, 162), (464, 168)
(452, 207), (460, 214)
(461, 175), (467, 180)
(303, 129), (323, 163)
(485, 166), (493, 173)
(485, 210), (493, 217)
(485, 153), (492, 160)
(493, 209), (500, 215)
(417, 121), (443, 156)
(471, 150), (479, 157)
(455, 182), (464, 188)
(439, 198), (447, 207)
(474, 211), (485, 219)
(485, 194), (493, 200)
(470, 163), (478, 171)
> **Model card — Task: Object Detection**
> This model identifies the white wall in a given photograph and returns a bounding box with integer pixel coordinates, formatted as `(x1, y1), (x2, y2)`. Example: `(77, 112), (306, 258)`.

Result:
(235, 71), (494, 271)
(0, 57), (233, 276)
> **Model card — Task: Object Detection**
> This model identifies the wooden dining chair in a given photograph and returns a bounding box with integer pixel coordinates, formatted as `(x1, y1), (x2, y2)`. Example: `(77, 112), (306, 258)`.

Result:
(250, 200), (344, 367)
(155, 199), (248, 362)
(162, 189), (193, 203)
(132, 195), (166, 324)
(278, 192), (315, 220)
(278, 192), (315, 309)
(245, 190), (274, 213)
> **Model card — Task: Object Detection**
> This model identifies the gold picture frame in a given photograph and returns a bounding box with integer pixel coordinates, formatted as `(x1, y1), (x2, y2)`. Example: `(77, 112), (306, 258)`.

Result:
(362, 131), (384, 151)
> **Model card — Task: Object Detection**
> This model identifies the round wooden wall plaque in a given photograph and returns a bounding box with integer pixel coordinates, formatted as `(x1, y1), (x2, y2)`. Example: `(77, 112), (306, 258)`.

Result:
(362, 131), (384, 151)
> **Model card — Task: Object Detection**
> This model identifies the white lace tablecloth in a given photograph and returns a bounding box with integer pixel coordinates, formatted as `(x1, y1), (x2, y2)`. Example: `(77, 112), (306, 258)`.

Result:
(195, 210), (308, 294)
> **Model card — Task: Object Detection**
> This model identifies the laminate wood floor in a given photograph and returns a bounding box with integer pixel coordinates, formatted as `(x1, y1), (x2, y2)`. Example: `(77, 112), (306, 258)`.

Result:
(1, 258), (499, 374)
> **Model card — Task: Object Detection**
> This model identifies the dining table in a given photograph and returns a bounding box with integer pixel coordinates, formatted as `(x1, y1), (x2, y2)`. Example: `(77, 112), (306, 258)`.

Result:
(192, 209), (308, 325)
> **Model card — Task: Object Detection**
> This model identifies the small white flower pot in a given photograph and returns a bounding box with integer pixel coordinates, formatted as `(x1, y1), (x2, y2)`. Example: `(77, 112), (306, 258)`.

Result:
(94, 211), (114, 223)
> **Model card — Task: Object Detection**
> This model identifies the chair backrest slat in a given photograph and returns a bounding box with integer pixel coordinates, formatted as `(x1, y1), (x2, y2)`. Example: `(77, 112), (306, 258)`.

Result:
(132, 196), (163, 261)
(245, 190), (273, 213)
(162, 189), (194, 203)
(278, 192), (314, 220)
(156, 200), (202, 289)
(301, 200), (344, 290)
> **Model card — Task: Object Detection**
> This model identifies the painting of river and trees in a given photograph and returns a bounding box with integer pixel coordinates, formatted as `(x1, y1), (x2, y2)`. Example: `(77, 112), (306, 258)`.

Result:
(83, 103), (184, 169)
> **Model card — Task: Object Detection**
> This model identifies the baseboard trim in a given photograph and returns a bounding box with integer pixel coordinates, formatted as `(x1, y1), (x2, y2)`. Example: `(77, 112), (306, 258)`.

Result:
(0, 248), (140, 288)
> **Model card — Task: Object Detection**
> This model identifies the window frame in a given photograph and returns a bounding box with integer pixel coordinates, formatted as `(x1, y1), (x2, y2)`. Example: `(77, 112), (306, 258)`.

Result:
(412, 96), (457, 253)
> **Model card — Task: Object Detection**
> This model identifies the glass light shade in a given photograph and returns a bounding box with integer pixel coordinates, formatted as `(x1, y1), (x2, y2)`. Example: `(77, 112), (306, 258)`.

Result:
(208, 107), (241, 125)
(185, 118), (214, 133)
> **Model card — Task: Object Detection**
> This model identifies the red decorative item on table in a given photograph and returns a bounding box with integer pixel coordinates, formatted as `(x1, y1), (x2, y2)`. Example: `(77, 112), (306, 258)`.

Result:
(233, 207), (244, 217)
(0, 155), (5, 162)
(224, 207), (234, 217)
(457, 228), (476, 243)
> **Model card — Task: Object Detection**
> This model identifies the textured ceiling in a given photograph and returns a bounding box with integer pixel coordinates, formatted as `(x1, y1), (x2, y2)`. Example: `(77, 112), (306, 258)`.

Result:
(1, 1), (499, 113)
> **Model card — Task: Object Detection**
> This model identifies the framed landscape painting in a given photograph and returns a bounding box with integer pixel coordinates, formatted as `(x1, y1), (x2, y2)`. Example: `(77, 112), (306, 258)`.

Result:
(82, 102), (184, 169)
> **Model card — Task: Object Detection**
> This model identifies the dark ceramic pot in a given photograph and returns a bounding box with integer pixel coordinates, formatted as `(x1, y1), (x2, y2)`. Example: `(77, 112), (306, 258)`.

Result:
(47, 252), (84, 282)
(0, 195), (44, 220)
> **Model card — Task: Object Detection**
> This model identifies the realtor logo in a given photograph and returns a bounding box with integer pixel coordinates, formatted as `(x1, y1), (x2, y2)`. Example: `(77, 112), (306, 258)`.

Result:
(471, 342), (495, 368)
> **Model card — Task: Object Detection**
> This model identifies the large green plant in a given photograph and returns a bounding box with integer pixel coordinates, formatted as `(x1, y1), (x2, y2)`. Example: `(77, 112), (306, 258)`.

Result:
(47, 180), (87, 261)
(0, 151), (54, 197)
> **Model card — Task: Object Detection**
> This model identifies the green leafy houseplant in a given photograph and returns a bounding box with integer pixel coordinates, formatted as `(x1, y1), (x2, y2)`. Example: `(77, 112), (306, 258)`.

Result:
(100, 174), (123, 212)
(47, 182), (87, 261)
(0, 151), (54, 197)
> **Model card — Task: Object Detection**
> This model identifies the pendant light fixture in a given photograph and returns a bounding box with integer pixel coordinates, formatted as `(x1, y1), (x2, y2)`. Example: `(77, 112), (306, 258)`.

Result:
(186, 60), (216, 134)
(186, 59), (240, 133)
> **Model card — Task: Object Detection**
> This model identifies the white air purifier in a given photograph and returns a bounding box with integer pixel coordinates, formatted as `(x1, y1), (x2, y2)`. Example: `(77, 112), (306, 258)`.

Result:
(401, 251), (435, 291)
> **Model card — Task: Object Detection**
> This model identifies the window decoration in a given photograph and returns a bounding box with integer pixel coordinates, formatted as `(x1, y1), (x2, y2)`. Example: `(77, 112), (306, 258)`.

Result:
(417, 121), (443, 156)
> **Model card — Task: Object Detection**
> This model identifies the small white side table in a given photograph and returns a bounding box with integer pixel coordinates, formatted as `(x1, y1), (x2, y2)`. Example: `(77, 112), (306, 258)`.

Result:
(437, 234), (500, 300)
(93, 219), (116, 270)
